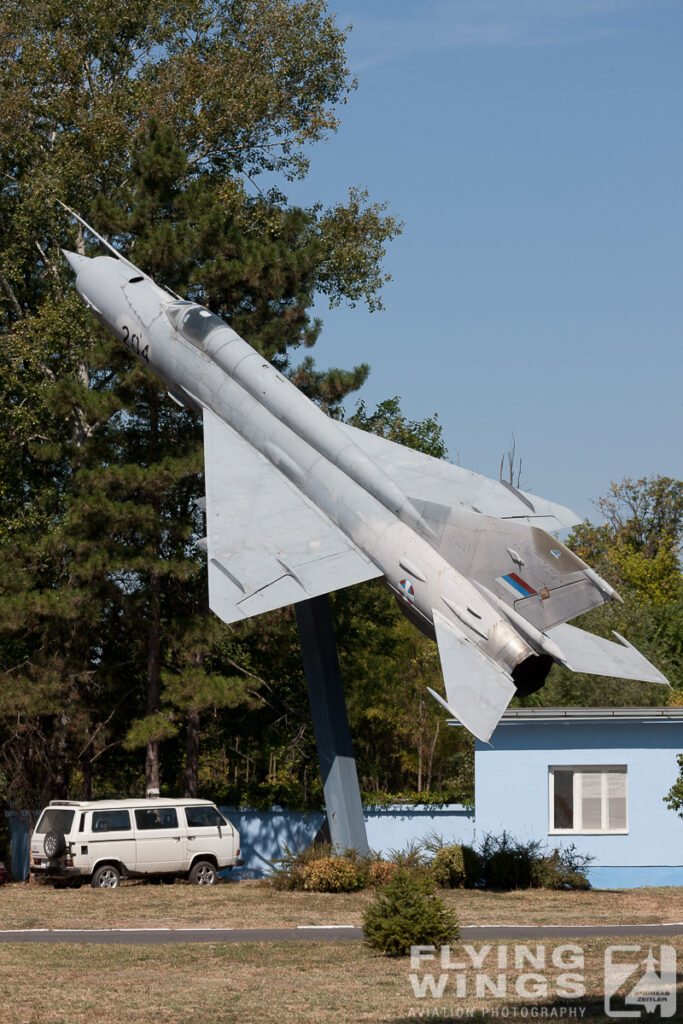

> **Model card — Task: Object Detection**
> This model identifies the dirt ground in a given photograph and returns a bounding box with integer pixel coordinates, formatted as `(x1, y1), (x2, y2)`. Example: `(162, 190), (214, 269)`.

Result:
(1, 935), (681, 1023)
(3, 884), (682, 1023)
(2, 878), (682, 931)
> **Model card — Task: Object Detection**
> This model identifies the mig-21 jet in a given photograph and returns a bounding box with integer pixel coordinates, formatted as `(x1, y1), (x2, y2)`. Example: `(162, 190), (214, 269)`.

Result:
(61, 210), (668, 742)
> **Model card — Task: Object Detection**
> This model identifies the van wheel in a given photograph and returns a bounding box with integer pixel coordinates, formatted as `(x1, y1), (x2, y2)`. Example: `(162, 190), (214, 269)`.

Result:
(91, 865), (120, 889)
(43, 831), (66, 858)
(189, 861), (216, 885)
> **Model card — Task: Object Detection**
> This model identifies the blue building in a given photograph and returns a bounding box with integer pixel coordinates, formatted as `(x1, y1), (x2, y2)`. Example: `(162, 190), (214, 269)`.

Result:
(469, 707), (683, 888)
(8, 707), (683, 888)
(206, 707), (683, 887)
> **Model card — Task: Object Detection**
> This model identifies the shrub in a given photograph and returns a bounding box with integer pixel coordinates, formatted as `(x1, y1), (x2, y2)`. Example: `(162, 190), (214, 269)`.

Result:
(363, 868), (459, 957)
(461, 844), (483, 887)
(269, 842), (334, 891)
(478, 833), (592, 891)
(366, 858), (398, 887)
(301, 856), (366, 893)
(387, 840), (429, 871)
(479, 832), (543, 890)
(530, 846), (592, 891)
(431, 843), (482, 888)
(431, 844), (464, 887)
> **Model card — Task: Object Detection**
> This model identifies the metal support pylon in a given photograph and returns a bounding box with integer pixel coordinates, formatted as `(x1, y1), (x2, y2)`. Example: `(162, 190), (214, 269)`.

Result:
(295, 594), (369, 854)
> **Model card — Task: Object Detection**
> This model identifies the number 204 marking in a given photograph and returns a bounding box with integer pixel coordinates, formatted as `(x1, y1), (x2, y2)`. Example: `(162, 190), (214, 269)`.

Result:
(122, 325), (150, 363)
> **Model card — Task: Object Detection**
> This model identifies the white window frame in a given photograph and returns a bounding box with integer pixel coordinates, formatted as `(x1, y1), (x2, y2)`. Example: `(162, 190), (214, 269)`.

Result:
(548, 765), (628, 835)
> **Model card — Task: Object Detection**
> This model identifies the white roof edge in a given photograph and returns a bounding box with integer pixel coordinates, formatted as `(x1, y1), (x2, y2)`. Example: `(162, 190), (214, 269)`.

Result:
(448, 706), (683, 725)
(47, 797), (219, 809)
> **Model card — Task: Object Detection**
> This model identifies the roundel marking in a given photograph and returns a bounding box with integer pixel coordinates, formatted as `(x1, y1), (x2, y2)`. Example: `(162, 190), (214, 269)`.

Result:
(399, 578), (416, 604)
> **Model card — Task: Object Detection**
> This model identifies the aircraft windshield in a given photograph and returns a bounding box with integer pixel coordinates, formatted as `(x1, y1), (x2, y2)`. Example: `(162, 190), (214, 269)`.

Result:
(165, 302), (226, 348)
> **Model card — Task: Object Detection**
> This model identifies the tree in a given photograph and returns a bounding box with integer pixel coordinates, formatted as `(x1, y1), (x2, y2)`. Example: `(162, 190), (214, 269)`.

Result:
(663, 754), (683, 819)
(570, 476), (682, 606)
(0, 2), (401, 805)
(520, 475), (683, 709)
(347, 397), (447, 459)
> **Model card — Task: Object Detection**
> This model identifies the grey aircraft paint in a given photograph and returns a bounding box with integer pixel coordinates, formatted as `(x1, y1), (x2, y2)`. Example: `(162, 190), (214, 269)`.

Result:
(61, 221), (669, 743)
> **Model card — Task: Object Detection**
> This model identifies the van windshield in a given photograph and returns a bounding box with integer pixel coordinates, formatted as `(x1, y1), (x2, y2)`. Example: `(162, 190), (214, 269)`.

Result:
(35, 809), (75, 834)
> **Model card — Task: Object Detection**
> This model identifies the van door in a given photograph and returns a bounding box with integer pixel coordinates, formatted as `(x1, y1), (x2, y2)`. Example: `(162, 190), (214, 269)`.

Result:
(133, 806), (188, 874)
(183, 805), (235, 868)
(90, 810), (135, 873)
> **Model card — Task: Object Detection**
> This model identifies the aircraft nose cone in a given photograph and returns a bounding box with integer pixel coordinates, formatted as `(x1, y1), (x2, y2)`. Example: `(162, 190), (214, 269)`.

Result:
(62, 250), (92, 276)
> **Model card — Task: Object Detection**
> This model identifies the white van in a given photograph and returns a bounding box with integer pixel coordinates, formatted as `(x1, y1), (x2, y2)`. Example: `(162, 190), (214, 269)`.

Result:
(31, 798), (243, 888)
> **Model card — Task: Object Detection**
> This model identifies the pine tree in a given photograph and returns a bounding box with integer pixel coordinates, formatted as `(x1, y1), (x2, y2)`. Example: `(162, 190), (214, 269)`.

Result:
(0, 68), (398, 802)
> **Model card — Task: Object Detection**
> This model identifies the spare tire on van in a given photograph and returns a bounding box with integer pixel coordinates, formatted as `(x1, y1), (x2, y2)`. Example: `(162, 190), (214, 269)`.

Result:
(43, 830), (67, 859)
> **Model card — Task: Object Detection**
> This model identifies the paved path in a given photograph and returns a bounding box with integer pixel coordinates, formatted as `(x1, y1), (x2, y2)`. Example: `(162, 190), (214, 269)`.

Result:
(2, 923), (683, 944)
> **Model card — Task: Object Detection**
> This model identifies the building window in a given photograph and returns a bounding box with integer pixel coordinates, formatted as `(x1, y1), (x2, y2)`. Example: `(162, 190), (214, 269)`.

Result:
(549, 766), (627, 835)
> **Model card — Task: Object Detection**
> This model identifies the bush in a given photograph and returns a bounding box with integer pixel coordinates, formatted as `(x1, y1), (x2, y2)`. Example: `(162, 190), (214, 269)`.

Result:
(269, 842), (334, 891)
(366, 858), (398, 887)
(363, 868), (459, 957)
(461, 844), (483, 887)
(431, 843), (482, 888)
(301, 856), (366, 892)
(387, 840), (429, 871)
(269, 832), (591, 894)
(530, 846), (592, 891)
(270, 843), (372, 891)
(478, 833), (592, 891)
(479, 832), (542, 890)
(431, 844), (464, 887)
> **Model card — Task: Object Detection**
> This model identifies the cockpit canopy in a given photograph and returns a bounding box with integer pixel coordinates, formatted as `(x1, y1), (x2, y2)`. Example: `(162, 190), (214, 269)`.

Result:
(165, 301), (226, 348)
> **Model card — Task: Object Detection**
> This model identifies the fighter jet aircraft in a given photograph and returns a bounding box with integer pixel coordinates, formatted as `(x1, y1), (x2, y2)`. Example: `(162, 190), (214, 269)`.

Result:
(61, 212), (668, 742)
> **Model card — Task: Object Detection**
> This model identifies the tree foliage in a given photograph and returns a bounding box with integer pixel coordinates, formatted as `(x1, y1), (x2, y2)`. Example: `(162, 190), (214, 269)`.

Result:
(1, 2), (679, 815)
(521, 475), (683, 709)
(347, 396), (447, 459)
(570, 476), (682, 606)
(0, 1), (466, 813)
(362, 868), (459, 957)
(0, 0), (407, 808)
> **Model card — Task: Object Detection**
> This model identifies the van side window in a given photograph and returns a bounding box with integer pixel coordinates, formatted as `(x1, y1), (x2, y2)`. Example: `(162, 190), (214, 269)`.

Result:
(184, 806), (226, 828)
(135, 808), (178, 830)
(92, 810), (131, 832)
(79, 814), (85, 832)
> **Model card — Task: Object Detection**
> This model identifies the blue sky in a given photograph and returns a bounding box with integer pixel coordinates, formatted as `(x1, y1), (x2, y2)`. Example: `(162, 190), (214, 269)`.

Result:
(284, 0), (682, 522)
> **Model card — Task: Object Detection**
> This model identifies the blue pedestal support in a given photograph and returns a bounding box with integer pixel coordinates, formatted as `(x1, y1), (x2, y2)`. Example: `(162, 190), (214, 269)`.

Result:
(295, 595), (369, 855)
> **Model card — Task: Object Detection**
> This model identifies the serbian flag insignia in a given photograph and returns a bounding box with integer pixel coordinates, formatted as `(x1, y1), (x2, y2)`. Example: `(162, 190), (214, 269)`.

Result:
(498, 572), (538, 599)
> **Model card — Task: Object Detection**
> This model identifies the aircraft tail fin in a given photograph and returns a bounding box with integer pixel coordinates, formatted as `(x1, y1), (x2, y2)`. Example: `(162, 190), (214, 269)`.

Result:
(429, 610), (517, 742)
